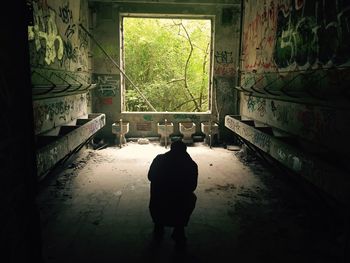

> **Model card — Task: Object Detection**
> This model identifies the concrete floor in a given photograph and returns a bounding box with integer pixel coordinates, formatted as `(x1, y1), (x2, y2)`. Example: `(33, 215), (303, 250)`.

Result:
(38, 142), (346, 263)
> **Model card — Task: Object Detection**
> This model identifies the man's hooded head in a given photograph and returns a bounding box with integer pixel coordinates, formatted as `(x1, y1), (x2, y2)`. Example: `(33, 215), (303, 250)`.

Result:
(170, 140), (187, 153)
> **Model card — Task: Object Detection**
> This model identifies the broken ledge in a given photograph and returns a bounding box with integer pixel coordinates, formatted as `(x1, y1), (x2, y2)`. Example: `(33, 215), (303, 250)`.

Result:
(36, 113), (106, 180)
(225, 115), (350, 206)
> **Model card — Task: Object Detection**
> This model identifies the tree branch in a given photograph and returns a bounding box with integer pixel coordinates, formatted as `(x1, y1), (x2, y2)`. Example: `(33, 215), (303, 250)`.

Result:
(199, 42), (210, 108)
(172, 97), (206, 111)
(167, 78), (185, 84)
(180, 22), (201, 112)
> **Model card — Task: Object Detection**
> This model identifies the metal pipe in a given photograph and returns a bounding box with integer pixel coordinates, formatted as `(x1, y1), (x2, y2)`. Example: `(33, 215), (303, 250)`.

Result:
(119, 119), (123, 148)
(50, 72), (72, 93)
(65, 73), (83, 86)
(65, 73), (83, 92)
(251, 86), (265, 94)
(209, 119), (212, 149)
(31, 70), (57, 94)
(164, 119), (168, 149)
(241, 65), (350, 75)
(263, 86), (281, 96)
(234, 85), (253, 94)
(79, 23), (157, 112)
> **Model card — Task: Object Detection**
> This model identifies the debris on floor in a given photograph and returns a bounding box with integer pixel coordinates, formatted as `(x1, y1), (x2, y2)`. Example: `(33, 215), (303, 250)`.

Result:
(37, 143), (346, 263)
(138, 138), (150, 144)
(226, 145), (241, 151)
(234, 144), (258, 164)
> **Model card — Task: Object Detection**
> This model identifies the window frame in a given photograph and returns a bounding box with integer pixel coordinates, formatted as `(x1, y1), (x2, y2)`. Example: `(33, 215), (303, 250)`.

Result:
(119, 13), (215, 114)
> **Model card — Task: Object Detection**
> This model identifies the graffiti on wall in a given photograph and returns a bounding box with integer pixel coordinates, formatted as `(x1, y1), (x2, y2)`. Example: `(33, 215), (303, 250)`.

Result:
(143, 115), (153, 121)
(33, 94), (87, 134)
(28, 2), (64, 65)
(214, 50), (236, 77)
(59, 2), (73, 24)
(28, 0), (89, 71)
(226, 115), (272, 151)
(95, 74), (119, 97)
(88, 117), (105, 134)
(274, 0), (350, 68)
(243, 0), (350, 70)
(246, 95), (266, 117)
(100, 97), (113, 105)
(77, 0), (89, 69)
(241, 94), (348, 149)
(253, 132), (271, 150)
(242, 0), (278, 70)
(215, 51), (233, 64)
(78, 0), (89, 49)
(58, 1), (81, 70)
(241, 72), (266, 90)
(270, 100), (292, 125)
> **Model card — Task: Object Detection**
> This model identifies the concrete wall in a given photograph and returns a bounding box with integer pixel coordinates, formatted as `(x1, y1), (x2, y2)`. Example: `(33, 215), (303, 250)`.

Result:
(28, 0), (109, 179)
(240, 96), (350, 153)
(28, 0), (92, 135)
(90, 0), (241, 140)
(238, 0), (350, 202)
(239, 0), (350, 158)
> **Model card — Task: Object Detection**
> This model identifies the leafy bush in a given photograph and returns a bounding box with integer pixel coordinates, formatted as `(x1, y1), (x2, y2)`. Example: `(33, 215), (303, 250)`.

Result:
(123, 18), (211, 112)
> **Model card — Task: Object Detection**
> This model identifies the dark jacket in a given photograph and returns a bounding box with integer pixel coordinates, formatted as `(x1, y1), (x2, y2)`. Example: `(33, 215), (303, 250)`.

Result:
(148, 150), (198, 226)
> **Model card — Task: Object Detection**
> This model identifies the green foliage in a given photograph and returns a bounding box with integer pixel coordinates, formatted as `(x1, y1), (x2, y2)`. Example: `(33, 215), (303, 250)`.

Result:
(123, 17), (211, 112)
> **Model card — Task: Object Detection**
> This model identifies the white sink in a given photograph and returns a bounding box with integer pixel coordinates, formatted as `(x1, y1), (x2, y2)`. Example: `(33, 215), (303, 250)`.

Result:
(157, 121), (173, 146)
(201, 122), (219, 145)
(112, 121), (129, 145)
(179, 122), (196, 144)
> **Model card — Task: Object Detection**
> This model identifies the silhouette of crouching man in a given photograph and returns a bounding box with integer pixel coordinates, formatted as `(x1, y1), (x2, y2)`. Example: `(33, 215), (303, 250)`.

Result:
(148, 140), (198, 248)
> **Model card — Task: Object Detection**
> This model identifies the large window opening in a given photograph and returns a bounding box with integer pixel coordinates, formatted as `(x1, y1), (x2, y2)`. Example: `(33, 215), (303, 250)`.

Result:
(121, 16), (212, 112)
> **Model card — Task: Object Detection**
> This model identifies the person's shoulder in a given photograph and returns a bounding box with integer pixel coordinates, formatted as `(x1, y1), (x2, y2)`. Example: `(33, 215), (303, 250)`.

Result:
(192, 159), (198, 168)
(185, 153), (197, 166)
(154, 153), (165, 161)
(189, 156), (198, 167)
(186, 153), (196, 161)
